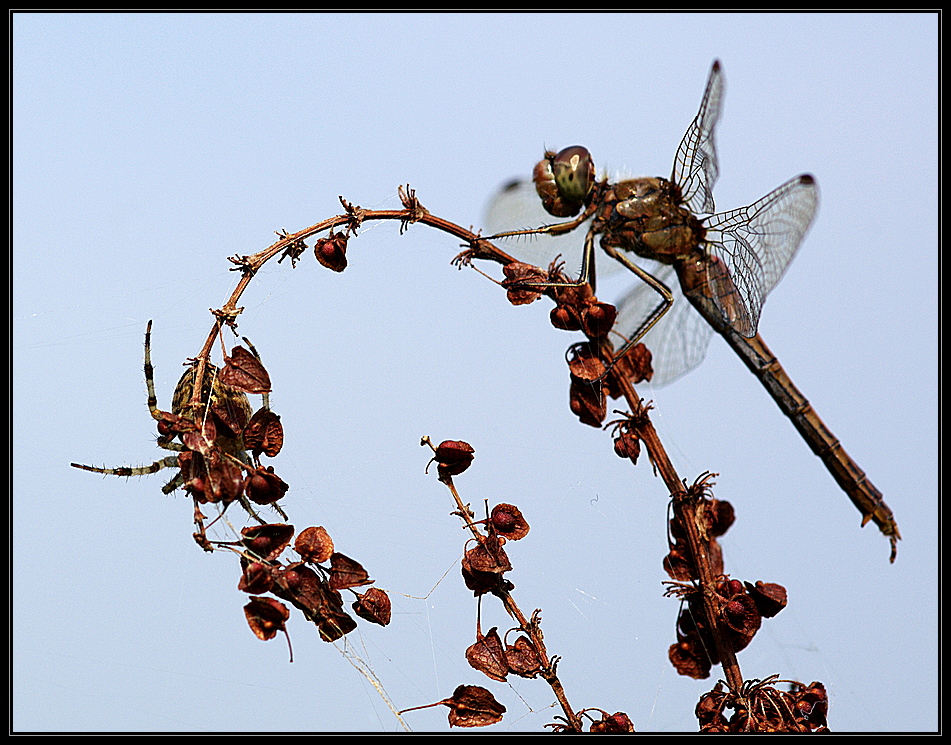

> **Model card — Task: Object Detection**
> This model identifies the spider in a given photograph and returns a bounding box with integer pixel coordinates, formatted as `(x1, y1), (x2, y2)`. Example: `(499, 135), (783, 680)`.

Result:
(72, 321), (284, 523)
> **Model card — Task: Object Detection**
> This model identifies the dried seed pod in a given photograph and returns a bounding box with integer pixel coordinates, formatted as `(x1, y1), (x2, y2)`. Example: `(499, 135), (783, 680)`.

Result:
(504, 635), (542, 678)
(567, 343), (609, 427)
(314, 230), (348, 272)
(399, 685), (507, 728)
(703, 498), (736, 538)
(193, 449), (245, 505)
(328, 552), (372, 591)
(465, 627), (508, 682)
(668, 635), (713, 681)
(245, 466), (288, 505)
(244, 596), (289, 641)
(463, 534), (511, 575)
(238, 561), (276, 595)
(294, 526), (334, 564)
(272, 562), (357, 642)
(219, 346), (271, 394)
(792, 681), (828, 730)
(240, 523), (295, 561)
(609, 342), (654, 385)
(613, 428), (641, 464)
(580, 301), (617, 339)
(721, 594), (762, 637)
(490, 503), (530, 540)
(501, 262), (546, 305)
(745, 580), (788, 618)
(569, 378), (606, 427)
(588, 710), (635, 733)
(432, 440), (475, 477)
(352, 587), (391, 626)
(662, 544), (695, 582)
(444, 685), (507, 728)
(550, 301), (583, 331)
(244, 408), (283, 457)
(461, 562), (514, 597)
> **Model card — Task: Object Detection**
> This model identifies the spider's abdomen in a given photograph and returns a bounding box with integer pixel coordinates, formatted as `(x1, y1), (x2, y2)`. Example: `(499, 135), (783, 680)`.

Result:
(171, 362), (253, 455)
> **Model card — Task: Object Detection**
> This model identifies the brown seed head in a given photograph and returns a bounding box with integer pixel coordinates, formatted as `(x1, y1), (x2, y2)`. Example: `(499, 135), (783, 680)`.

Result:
(294, 526), (334, 564)
(490, 503), (530, 540)
(314, 230), (348, 272)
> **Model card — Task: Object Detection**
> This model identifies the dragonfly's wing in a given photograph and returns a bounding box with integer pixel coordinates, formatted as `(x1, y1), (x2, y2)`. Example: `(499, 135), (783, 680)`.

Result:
(702, 174), (819, 337)
(609, 260), (715, 386)
(672, 60), (724, 215)
(482, 178), (624, 280)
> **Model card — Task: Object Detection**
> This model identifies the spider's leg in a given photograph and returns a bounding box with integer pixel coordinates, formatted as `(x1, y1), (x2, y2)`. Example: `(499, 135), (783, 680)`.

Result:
(143, 320), (165, 423)
(160, 468), (186, 494)
(157, 439), (187, 452)
(238, 494), (267, 525)
(71, 455), (180, 478)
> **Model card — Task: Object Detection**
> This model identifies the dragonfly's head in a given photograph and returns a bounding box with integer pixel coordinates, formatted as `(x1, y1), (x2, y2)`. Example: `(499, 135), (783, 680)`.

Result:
(533, 146), (595, 218)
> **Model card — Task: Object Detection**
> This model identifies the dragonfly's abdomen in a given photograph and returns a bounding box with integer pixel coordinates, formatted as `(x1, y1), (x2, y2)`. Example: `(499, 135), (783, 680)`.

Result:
(602, 177), (705, 262)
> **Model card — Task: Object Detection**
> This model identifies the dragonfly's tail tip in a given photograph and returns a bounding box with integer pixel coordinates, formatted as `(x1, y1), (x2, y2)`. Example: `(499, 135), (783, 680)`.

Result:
(860, 512), (901, 562)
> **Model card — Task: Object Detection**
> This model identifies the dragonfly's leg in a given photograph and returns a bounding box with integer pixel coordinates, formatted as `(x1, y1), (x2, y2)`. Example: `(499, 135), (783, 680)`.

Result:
(601, 245), (674, 367)
(481, 200), (598, 243)
(575, 225), (599, 293)
(497, 225), (600, 294)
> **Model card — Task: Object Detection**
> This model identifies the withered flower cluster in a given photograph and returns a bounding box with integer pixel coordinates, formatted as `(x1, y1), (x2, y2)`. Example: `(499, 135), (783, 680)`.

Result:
(660, 475), (788, 682)
(501, 257), (653, 428)
(73, 181), (843, 731)
(239, 523), (391, 647)
(547, 709), (635, 733)
(668, 576), (787, 681)
(696, 676), (828, 732)
(460, 503), (529, 599)
(465, 626), (543, 683)
(663, 480), (735, 583)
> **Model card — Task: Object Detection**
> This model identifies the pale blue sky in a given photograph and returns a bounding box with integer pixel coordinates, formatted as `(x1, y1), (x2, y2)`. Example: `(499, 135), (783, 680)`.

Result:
(14, 13), (937, 732)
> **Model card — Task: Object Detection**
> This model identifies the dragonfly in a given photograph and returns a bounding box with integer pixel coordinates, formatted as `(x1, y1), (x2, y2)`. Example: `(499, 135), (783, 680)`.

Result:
(481, 60), (899, 560)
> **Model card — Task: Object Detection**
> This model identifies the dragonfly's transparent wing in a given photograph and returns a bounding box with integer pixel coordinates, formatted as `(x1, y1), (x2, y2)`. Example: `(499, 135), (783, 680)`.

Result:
(701, 174), (819, 337)
(609, 260), (715, 386)
(672, 60), (724, 216)
(482, 178), (624, 280)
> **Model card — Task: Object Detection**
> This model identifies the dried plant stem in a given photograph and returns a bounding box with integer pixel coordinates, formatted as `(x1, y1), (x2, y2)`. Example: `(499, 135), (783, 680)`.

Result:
(439, 473), (584, 732)
(612, 373), (743, 692)
(187, 193), (513, 410)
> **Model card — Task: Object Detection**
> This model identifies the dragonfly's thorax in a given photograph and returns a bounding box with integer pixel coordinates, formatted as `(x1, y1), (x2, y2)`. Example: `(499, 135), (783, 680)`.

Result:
(597, 176), (705, 262)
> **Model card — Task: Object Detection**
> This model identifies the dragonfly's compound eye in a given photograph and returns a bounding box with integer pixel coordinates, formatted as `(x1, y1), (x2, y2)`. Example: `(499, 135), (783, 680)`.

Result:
(532, 146), (594, 218)
(552, 146), (595, 203)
